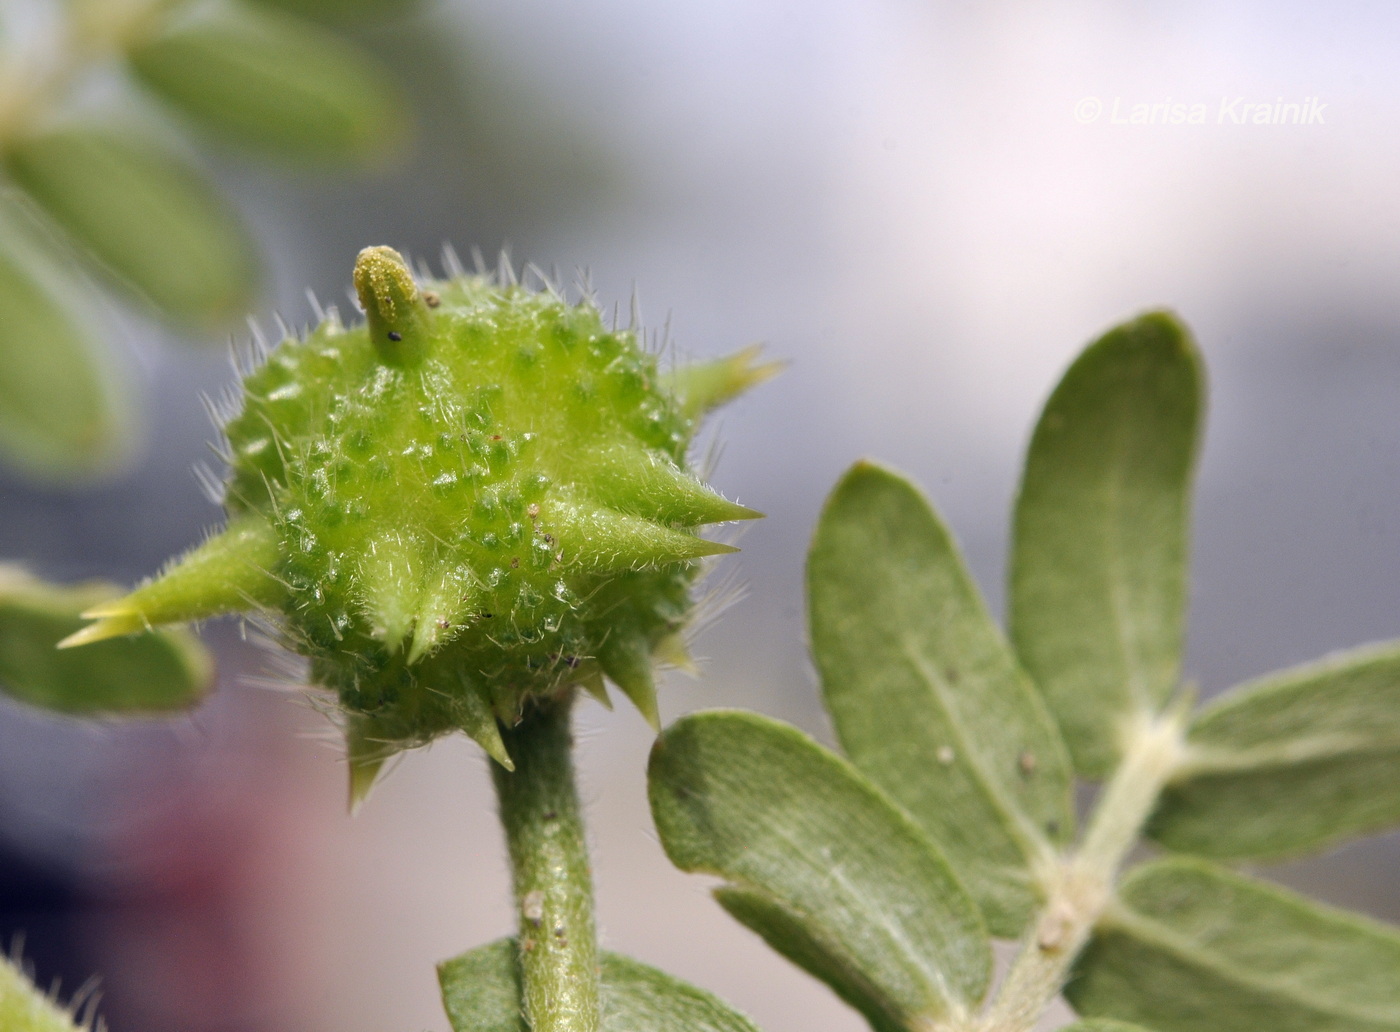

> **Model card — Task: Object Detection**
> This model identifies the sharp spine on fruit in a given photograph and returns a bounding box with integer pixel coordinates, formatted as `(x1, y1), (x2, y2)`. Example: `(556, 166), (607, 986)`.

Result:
(584, 446), (762, 526)
(407, 566), (479, 664)
(346, 716), (391, 813)
(60, 517), (283, 646)
(667, 345), (784, 420)
(652, 630), (698, 675)
(599, 635), (660, 730)
(546, 497), (738, 571)
(57, 611), (148, 648)
(577, 666), (612, 709)
(454, 675), (513, 769)
(357, 531), (421, 648)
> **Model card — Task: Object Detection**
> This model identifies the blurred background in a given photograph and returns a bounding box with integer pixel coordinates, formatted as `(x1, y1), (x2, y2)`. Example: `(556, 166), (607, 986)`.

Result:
(1, 1), (1399, 1030)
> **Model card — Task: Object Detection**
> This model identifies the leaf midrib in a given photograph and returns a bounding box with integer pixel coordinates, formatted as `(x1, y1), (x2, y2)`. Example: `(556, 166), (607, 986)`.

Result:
(709, 818), (961, 1013)
(902, 644), (1052, 864)
(1102, 904), (1400, 1024)
(1179, 735), (1400, 778)
(1100, 387), (1152, 711)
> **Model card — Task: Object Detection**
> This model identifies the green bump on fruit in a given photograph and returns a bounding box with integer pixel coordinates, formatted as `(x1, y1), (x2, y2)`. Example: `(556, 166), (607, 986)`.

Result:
(353, 244), (430, 360)
(68, 246), (765, 798)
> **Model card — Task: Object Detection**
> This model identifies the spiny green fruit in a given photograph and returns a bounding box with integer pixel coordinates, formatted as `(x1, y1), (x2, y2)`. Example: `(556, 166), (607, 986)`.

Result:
(0, 954), (90, 1032)
(63, 246), (774, 802)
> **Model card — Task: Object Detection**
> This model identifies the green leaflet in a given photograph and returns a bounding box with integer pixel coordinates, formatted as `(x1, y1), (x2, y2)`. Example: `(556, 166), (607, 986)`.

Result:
(249, 0), (420, 21)
(1150, 642), (1400, 859)
(0, 235), (127, 479)
(648, 710), (990, 1030)
(438, 938), (762, 1032)
(127, 4), (409, 164)
(5, 126), (257, 325)
(1068, 857), (1400, 1032)
(807, 461), (1072, 937)
(0, 567), (211, 715)
(1009, 312), (1204, 776)
(709, 887), (908, 1032)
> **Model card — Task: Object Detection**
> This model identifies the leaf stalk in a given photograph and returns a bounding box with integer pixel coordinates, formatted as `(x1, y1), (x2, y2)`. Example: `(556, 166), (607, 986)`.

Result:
(976, 706), (1189, 1032)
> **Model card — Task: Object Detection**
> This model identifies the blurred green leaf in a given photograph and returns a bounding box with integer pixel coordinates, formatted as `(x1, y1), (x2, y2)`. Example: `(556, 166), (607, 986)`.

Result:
(438, 938), (763, 1032)
(248, 0), (421, 22)
(127, 4), (410, 163)
(807, 460), (1072, 937)
(1061, 1023), (1160, 1032)
(0, 236), (128, 478)
(1068, 857), (1400, 1032)
(0, 567), (212, 715)
(648, 710), (990, 1030)
(5, 125), (258, 325)
(1009, 312), (1204, 776)
(1149, 642), (1400, 859)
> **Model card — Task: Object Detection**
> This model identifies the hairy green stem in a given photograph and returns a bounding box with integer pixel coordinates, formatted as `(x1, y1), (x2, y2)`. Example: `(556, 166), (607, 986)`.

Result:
(493, 696), (600, 1032)
(976, 707), (1189, 1032)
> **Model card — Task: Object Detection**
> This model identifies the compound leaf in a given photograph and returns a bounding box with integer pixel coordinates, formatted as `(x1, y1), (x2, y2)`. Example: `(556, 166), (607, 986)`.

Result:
(0, 567), (212, 715)
(1150, 642), (1400, 859)
(127, 4), (409, 163)
(808, 460), (1072, 937)
(648, 710), (990, 1030)
(1068, 857), (1400, 1032)
(438, 938), (762, 1032)
(5, 125), (257, 325)
(1010, 312), (1204, 776)
(0, 237), (127, 478)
